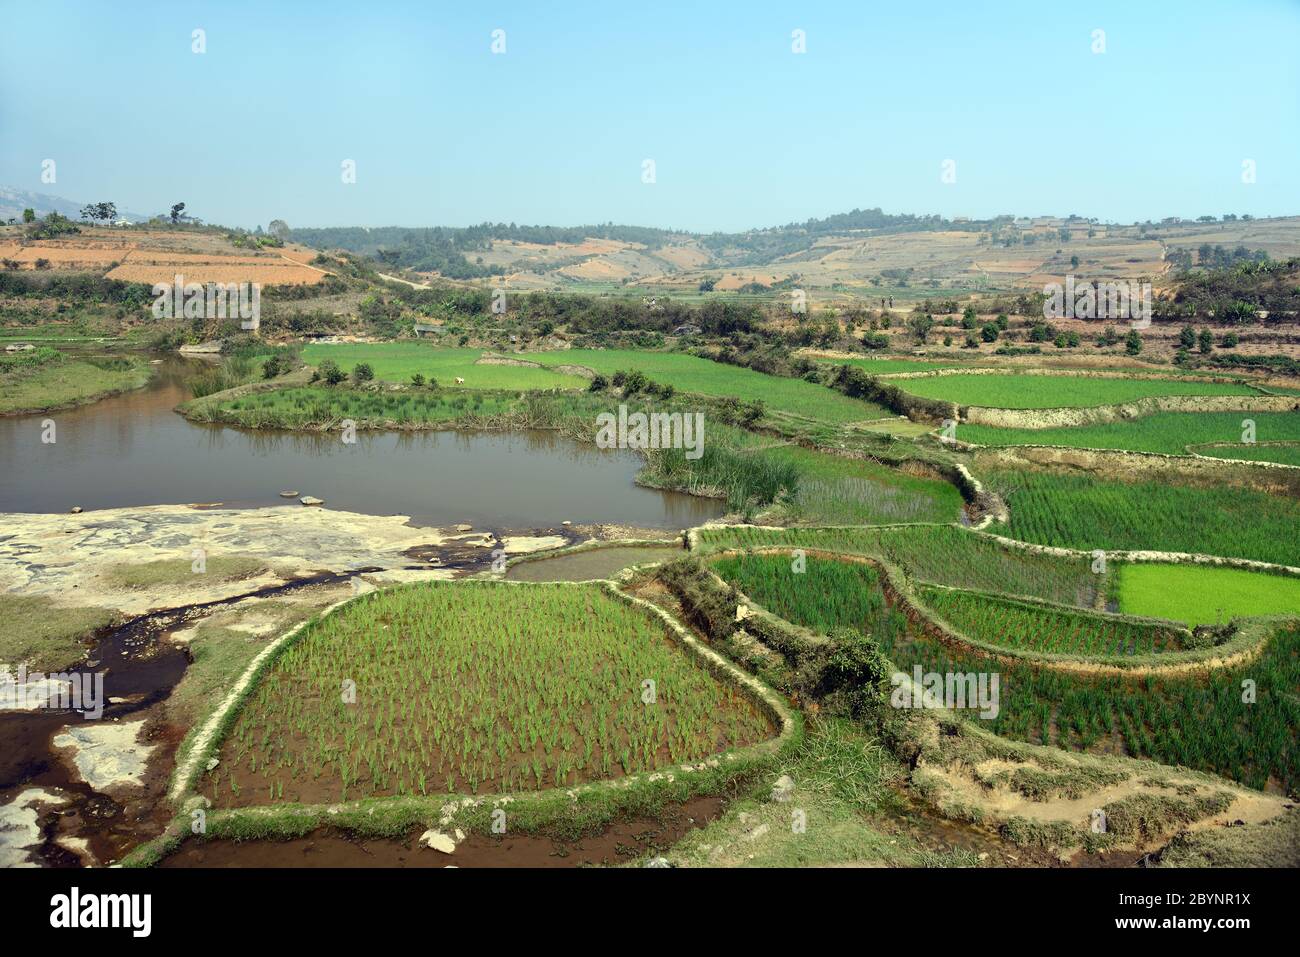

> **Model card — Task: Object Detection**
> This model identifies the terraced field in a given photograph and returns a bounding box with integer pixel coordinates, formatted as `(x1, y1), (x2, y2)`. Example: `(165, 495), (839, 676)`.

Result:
(1115, 563), (1300, 625)
(893, 373), (1259, 408)
(982, 469), (1300, 567)
(955, 411), (1300, 458)
(697, 524), (1099, 607)
(711, 553), (1300, 792)
(917, 585), (1186, 656)
(207, 581), (772, 806)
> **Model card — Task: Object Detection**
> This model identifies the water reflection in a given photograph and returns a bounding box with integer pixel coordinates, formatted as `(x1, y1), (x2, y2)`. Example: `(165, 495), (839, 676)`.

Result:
(0, 358), (721, 529)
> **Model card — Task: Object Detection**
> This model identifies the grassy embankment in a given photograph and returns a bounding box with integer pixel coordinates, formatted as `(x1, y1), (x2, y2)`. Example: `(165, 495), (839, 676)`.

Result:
(0, 595), (117, 671)
(0, 346), (151, 414)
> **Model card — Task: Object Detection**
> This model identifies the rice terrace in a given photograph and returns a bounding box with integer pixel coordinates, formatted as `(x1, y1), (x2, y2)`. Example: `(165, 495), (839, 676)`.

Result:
(0, 0), (1298, 939)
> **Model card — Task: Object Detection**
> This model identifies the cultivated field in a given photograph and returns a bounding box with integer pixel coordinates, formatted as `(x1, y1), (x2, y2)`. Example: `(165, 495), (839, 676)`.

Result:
(698, 525), (1100, 607)
(983, 469), (1300, 567)
(894, 373), (1259, 409)
(711, 553), (1299, 792)
(530, 348), (892, 423)
(208, 581), (772, 806)
(299, 344), (586, 390)
(1115, 564), (1300, 625)
(956, 411), (1300, 459)
(918, 585), (1187, 656)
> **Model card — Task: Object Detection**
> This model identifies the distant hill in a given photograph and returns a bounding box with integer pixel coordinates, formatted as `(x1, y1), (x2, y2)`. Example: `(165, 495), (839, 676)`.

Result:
(0, 186), (149, 224)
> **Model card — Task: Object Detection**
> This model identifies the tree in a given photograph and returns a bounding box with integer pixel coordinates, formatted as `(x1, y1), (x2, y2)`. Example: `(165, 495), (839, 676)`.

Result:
(170, 203), (186, 224)
(960, 305), (977, 329)
(907, 314), (934, 344)
(980, 322), (999, 343)
(1198, 328), (1214, 354)
(21, 208), (35, 223)
(1125, 329), (1143, 355)
(268, 219), (290, 239)
(352, 362), (374, 385)
(1179, 325), (1196, 349)
(80, 202), (117, 224)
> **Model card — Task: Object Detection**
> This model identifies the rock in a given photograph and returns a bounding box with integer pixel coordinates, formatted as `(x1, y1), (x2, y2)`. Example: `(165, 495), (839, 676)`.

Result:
(745, 824), (770, 841)
(52, 721), (155, 795)
(279, 490), (299, 498)
(561, 520), (572, 526)
(736, 604), (748, 622)
(205, 757), (220, 771)
(69, 507), (82, 514)
(418, 829), (456, 854)
(453, 524), (473, 532)
(645, 856), (672, 868)
(299, 496), (324, 507)
(771, 775), (795, 803)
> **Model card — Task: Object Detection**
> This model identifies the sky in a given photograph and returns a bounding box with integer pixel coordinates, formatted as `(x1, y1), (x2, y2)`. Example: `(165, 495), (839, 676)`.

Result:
(1, 0), (1297, 232)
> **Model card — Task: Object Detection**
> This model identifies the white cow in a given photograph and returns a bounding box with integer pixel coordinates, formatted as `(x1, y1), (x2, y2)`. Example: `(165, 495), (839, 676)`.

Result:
(454, 376), (465, 385)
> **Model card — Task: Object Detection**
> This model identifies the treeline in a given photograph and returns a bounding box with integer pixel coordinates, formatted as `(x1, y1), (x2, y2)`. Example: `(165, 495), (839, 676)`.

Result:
(700, 208), (944, 264)
(379, 283), (765, 337)
(288, 222), (685, 278)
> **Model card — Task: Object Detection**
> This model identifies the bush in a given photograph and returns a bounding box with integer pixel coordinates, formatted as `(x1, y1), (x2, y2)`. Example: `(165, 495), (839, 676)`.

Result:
(318, 358), (345, 385)
(352, 362), (374, 384)
(816, 628), (892, 719)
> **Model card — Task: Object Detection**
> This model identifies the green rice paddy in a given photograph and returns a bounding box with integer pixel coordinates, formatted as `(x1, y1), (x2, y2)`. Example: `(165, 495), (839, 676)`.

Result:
(209, 581), (771, 805)
(956, 411), (1300, 458)
(1115, 563), (1300, 625)
(895, 373), (1258, 409)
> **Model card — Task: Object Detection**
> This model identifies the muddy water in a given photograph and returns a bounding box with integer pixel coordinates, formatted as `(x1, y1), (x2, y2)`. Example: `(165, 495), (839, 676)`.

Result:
(160, 795), (726, 868)
(0, 358), (722, 529)
(0, 573), (359, 867)
(506, 545), (684, 582)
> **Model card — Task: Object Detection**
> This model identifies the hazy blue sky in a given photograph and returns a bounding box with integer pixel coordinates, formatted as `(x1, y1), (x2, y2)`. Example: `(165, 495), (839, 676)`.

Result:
(2, 0), (1297, 231)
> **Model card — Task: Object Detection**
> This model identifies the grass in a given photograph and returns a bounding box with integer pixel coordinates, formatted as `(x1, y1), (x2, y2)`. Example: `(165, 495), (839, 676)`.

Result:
(955, 411), (1300, 458)
(300, 344), (586, 390)
(0, 347), (151, 414)
(697, 524), (1100, 607)
(918, 586), (1186, 656)
(1115, 563), (1300, 626)
(761, 444), (964, 525)
(713, 553), (1300, 793)
(983, 468), (1300, 568)
(667, 717), (979, 868)
(104, 557), (269, 590)
(530, 348), (892, 423)
(0, 595), (116, 671)
(895, 373), (1258, 409)
(207, 581), (772, 805)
